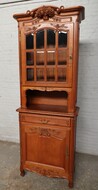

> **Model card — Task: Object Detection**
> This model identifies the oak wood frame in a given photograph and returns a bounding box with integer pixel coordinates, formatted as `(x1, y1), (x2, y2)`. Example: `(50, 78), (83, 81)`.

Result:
(14, 5), (85, 188)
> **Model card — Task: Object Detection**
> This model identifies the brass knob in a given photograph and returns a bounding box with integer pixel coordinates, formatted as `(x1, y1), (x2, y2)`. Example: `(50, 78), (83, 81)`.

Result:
(69, 55), (72, 60)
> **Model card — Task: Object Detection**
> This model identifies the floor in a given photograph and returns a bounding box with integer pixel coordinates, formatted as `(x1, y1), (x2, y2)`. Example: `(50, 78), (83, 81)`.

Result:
(0, 141), (98, 190)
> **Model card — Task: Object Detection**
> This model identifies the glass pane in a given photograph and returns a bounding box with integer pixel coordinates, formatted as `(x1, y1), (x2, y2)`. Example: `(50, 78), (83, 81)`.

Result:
(47, 51), (55, 65)
(37, 68), (44, 81)
(47, 68), (55, 81)
(58, 50), (67, 65)
(36, 51), (44, 65)
(26, 52), (34, 65)
(58, 68), (66, 82)
(26, 34), (34, 49)
(47, 29), (55, 48)
(58, 31), (67, 47)
(36, 30), (44, 49)
(27, 68), (34, 81)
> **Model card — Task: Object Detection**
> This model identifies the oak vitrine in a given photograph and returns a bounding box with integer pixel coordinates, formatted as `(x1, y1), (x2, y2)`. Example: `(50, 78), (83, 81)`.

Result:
(13, 5), (84, 188)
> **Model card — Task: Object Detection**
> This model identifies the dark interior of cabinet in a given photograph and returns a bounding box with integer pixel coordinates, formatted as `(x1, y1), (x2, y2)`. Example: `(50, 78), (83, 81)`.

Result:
(26, 90), (68, 113)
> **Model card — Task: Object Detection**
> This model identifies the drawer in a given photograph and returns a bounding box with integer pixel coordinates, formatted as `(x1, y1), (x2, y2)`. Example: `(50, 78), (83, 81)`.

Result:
(20, 113), (70, 127)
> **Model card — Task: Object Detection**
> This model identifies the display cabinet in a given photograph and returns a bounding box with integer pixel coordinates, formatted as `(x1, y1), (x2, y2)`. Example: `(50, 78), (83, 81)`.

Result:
(13, 5), (84, 188)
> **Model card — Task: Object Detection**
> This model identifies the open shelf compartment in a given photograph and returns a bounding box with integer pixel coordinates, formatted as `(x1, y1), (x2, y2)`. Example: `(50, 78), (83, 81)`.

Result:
(26, 89), (68, 114)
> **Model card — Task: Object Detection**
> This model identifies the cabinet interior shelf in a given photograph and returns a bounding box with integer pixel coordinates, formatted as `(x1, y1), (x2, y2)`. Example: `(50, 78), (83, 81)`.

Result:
(26, 104), (68, 115)
(26, 89), (68, 115)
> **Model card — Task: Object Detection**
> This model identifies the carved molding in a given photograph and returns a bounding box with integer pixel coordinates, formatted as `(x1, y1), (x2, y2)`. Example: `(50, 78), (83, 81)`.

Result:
(25, 25), (41, 34)
(30, 165), (65, 177)
(23, 86), (69, 92)
(13, 6), (84, 23)
(27, 127), (66, 140)
(50, 23), (68, 29)
(26, 6), (64, 20)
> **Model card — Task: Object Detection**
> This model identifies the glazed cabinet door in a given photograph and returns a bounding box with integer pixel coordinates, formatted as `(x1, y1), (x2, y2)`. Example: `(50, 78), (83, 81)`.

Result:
(20, 122), (70, 178)
(20, 21), (73, 87)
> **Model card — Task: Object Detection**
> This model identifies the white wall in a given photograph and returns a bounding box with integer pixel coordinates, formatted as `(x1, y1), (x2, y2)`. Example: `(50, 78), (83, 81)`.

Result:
(0, 0), (98, 155)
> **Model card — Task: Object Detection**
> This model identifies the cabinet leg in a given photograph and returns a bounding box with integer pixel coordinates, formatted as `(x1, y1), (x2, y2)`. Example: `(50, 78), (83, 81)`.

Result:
(74, 165), (75, 172)
(68, 176), (73, 188)
(68, 181), (73, 188)
(20, 169), (25, 177)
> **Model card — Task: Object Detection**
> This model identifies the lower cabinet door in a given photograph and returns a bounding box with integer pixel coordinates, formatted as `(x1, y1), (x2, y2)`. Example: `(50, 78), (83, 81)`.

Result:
(20, 122), (71, 178)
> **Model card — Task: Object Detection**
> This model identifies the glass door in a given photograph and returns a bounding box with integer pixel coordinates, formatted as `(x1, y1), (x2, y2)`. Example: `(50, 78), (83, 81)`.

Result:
(22, 23), (73, 87)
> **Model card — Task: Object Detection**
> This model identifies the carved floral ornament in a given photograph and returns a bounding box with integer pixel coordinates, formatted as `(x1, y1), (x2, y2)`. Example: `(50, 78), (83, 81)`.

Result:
(26, 6), (64, 20)
(30, 165), (65, 177)
(26, 127), (66, 140)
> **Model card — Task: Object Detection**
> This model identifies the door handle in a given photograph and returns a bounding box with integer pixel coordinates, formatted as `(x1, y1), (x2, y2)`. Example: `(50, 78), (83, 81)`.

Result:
(69, 55), (72, 60)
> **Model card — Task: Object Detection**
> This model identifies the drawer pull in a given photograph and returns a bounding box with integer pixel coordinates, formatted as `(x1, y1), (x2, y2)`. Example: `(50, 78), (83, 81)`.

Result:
(40, 119), (49, 124)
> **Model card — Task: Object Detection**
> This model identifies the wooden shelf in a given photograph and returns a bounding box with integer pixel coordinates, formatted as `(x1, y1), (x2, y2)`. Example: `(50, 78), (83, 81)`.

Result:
(17, 106), (79, 117)
(28, 104), (67, 113)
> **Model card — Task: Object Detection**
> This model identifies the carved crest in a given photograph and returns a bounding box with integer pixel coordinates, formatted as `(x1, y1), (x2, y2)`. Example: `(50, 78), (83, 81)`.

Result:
(26, 6), (64, 20)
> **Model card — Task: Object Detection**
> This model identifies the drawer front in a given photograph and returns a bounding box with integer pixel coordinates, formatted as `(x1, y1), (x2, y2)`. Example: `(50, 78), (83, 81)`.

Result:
(20, 113), (70, 127)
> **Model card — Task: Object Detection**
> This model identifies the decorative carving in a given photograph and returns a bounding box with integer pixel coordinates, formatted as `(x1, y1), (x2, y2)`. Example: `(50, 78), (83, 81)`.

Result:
(53, 17), (61, 22)
(26, 6), (65, 20)
(39, 128), (51, 137)
(50, 23), (68, 29)
(35, 7), (55, 20)
(27, 127), (66, 140)
(65, 120), (70, 126)
(30, 165), (65, 177)
(35, 166), (58, 176)
(25, 25), (41, 34)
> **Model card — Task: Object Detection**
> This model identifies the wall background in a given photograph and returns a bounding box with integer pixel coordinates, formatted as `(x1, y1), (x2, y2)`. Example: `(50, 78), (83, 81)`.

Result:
(0, 0), (98, 155)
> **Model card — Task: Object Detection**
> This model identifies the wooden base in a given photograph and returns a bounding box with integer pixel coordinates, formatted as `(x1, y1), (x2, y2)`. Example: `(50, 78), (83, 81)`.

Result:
(20, 168), (74, 188)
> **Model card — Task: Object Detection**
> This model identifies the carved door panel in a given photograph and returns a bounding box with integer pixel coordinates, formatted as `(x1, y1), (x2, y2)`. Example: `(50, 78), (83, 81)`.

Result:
(21, 122), (70, 177)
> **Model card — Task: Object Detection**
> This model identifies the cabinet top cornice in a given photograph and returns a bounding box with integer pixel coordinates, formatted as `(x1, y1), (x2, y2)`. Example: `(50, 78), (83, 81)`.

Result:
(13, 5), (85, 22)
